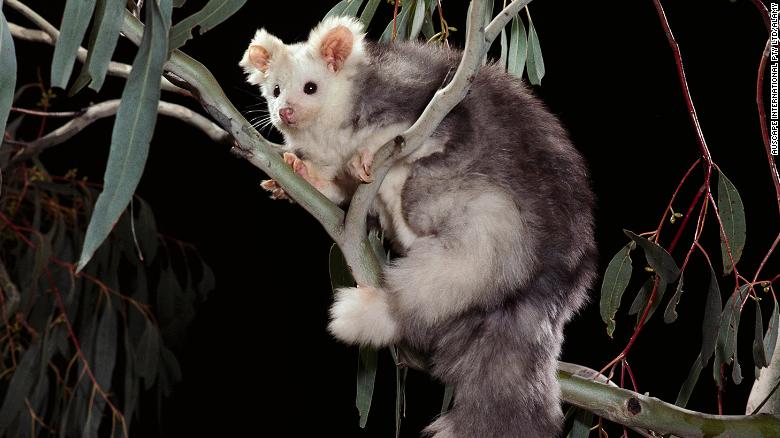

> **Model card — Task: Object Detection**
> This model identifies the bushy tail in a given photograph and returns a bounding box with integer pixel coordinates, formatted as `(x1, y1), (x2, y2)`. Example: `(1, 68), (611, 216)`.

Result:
(423, 304), (566, 438)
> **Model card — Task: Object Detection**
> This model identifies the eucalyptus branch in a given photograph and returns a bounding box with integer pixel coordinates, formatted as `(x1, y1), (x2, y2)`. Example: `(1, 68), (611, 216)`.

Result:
(343, 0), (533, 284)
(559, 368), (780, 437)
(3, 0), (185, 94)
(6, 100), (230, 166)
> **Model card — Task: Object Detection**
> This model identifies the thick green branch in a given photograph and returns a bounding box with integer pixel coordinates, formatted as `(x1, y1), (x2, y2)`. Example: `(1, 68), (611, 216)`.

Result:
(560, 367), (780, 437)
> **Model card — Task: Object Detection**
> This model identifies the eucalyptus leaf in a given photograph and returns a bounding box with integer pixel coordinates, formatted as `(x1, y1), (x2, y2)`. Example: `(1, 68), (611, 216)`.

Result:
(664, 274), (684, 323)
(716, 169), (746, 275)
(714, 285), (749, 388)
(395, 363), (407, 438)
(73, 0), (126, 93)
(441, 384), (454, 414)
(356, 346), (377, 428)
(173, 0), (186, 6)
(169, 0), (248, 51)
(77, 0), (173, 272)
(0, 342), (41, 433)
(628, 277), (654, 316)
(765, 297), (779, 365)
(325, 0), (350, 18)
(360, 0), (382, 26)
(675, 352), (703, 408)
(754, 299), (769, 368)
(328, 243), (354, 292)
(599, 243), (633, 337)
(0, 7), (16, 134)
(343, 0), (365, 17)
(136, 320), (161, 389)
(409, 0), (426, 39)
(499, 28), (508, 70)
(525, 20), (545, 85)
(507, 14), (528, 79)
(624, 230), (680, 284)
(567, 408), (594, 438)
(51, 0), (98, 88)
(380, 1), (414, 42)
(701, 264), (722, 365)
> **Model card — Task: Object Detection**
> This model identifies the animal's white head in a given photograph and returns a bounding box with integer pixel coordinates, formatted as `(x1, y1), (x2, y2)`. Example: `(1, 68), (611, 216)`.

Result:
(239, 17), (367, 134)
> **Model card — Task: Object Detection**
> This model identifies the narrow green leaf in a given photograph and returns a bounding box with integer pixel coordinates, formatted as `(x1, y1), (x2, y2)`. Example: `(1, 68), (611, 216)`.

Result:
(325, 0), (350, 18)
(173, 0), (186, 6)
(409, 0), (426, 39)
(599, 243), (634, 337)
(440, 384), (454, 414)
(525, 20), (545, 85)
(328, 244), (354, 291)
(567, 408), (594, 438)
(135, 198), (160, 264)
(624, 230), (680, 283)
(51, 0), (98, 88)
(664, 274), (684, 323)
(507, 15), (527, 78)
(359, 0), (382, 27)
(77, 0), (173, 272)
(356, 347), (377, 428)
(0, 342), (41, 433)
(765, 297), (779, 365)
(135, 320), (160, 389)
(394, 364), (407, 438)
(701, 264), (722, 365)
(755, 299), (769, 368)
(628, 277), (653, 316)
(94, 299), (118, 389)
(421, 2), (436, 40)
(0, 7), (17, 134)
(675, 353), (703, 408)
(343, 0), (365, 17)
(380, 1), (414, 42)
(498, 28), (508, 71)
(714, 285), (749, 388)
(73, 0), (126, 93)
(169, 0), (248, 51)
(717, 169), (746, 275)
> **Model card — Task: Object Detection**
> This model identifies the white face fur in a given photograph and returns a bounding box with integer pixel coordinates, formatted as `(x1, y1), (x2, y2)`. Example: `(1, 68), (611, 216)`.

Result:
(239, 17), (368, 136)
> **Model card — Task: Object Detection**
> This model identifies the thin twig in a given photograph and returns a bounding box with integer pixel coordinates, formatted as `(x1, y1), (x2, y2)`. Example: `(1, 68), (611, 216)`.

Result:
(8, 100), (231, 166)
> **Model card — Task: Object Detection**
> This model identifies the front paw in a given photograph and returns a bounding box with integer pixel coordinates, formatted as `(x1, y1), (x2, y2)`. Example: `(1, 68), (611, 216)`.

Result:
(348, 148), (374, 183)
(328, 286), (398, 347)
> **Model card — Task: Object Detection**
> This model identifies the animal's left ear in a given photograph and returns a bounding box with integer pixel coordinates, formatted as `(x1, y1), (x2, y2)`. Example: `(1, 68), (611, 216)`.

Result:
(309, 17), (365, 73)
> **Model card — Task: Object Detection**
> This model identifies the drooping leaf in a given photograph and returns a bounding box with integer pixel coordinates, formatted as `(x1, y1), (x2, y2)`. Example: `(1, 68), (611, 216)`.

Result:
(716, 169), (746, 275)
(765, 297), (779, 365)
(754, 299), (769, 368)
(394, 363), (407, 438)
(136, 320), (161, 389)
(0, 7), (16, 134)
(664, 274), (684, 323)
(325, 0), (351, 18)
(356, 346), (377, 428)
(507, 15), (527, 78)
(169, 0), (248, 51)
(71, 0), (126, 93)
(420, 0), (436, 40)
(94, 299), (118, 389)
(599, 243), (634, 337)
(359, 0), (382, 27)
(328, 243), (354, 292)
(624, 230), (680, 283)
(525, 19), (545, 85)
(566, 408), (594, 438)
(714, 285), (749, 388)
(134, 198), (160, 264)
(380, 0), (414, 42)
(77, 0), (173, 272)
(441, 384), (454, 414)
(409, 0), (426, 40)
(0, 342), (41, 433)
(628, 277), (654, 316)
(701, 264), (722, 365)
(498, 28), (508, 70)
(51, 0), (98, 88)
(343, 0), (365, 17)
(675, 352), (703, 408)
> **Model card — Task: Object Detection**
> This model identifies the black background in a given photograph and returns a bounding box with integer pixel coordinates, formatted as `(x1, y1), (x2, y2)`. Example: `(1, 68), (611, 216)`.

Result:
(6, 0), (777, 436)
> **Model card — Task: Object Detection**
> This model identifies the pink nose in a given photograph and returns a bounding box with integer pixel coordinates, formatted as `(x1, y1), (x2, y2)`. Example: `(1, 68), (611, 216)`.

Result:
(279, 107), (295, 124)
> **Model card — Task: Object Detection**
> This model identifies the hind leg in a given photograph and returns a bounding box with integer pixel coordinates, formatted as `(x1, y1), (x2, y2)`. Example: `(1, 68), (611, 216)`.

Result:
(328, 285), (399, 347)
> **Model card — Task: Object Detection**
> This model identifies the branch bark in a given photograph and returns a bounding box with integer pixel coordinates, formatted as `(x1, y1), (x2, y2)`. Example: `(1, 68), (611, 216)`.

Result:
(6, 100), (231, 166)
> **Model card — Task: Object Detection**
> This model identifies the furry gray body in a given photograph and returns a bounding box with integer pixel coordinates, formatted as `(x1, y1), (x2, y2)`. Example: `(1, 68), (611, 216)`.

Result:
(347, 42), (598, 438)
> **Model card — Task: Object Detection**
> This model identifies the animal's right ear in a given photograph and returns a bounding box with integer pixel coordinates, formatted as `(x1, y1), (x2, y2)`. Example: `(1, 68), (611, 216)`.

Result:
(239, 29), (284, 84)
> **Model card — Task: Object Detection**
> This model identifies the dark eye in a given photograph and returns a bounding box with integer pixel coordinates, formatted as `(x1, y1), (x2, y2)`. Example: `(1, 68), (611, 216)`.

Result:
(304, 82), (318, 95)
(273, 85), (280, 98)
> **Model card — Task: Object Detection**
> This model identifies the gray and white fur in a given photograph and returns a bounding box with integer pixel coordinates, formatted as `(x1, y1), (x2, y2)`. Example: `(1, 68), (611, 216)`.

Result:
(240, 17), (597, 438)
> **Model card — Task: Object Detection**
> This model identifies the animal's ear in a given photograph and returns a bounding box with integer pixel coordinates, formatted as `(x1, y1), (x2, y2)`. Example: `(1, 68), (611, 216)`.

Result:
(239, 29), (285, 84)
(309, 17), (365, 73)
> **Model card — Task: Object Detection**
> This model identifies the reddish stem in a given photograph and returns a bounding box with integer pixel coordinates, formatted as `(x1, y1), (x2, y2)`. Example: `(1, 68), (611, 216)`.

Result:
(392, 0), (400, 41)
